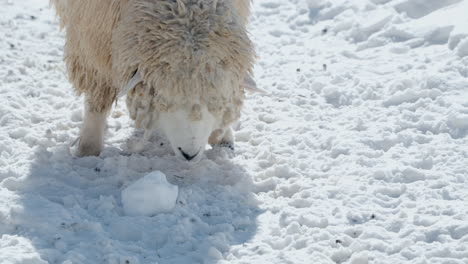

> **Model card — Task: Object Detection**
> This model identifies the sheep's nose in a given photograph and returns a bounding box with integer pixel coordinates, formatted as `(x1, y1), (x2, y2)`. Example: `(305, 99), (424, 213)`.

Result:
(178, 147), (199, 161)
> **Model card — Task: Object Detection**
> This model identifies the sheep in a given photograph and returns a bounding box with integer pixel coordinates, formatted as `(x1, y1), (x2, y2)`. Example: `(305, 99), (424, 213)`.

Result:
(51, 0), (256, 162)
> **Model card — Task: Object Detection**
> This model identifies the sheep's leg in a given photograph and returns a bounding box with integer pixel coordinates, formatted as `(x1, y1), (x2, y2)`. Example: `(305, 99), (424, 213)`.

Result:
(75, 96), (110, 157)
(209, 127), (235, 150)
(219, 127), (235, 150)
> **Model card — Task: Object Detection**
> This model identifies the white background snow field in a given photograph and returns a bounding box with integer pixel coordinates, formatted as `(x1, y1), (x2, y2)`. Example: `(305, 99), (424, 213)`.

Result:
(0, 0), (467, 263)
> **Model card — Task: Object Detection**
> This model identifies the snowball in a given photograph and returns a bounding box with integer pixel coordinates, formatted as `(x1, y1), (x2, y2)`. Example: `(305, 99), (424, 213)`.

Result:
(122, 171), (178, 216)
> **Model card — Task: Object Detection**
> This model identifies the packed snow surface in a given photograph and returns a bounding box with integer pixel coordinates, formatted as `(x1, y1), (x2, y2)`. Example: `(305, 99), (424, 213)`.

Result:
(122, 171), (178, 216)
(1, 0), (468, 263)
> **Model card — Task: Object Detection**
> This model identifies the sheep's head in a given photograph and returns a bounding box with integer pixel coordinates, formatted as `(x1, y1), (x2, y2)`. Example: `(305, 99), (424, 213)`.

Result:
(115, 0), (254, 162)
(157, 104), (218, 162)
(124, 68), (245, 162)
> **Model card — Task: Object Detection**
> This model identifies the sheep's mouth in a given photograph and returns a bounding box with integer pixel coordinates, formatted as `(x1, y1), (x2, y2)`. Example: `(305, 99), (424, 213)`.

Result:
(178, 147), (201, 162)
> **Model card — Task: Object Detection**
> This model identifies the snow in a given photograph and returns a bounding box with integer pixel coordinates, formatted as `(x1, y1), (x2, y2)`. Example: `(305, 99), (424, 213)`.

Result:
(122, 171), (178, 216)
(1, 0), (468, 263)
(456, 38), (468, 57)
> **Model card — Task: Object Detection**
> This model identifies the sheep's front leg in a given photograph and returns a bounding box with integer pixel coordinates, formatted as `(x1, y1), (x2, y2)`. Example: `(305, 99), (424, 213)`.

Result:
(209, 126), (235, 150)
(219, 127), (235, 150)
(75, 97), (110, 157)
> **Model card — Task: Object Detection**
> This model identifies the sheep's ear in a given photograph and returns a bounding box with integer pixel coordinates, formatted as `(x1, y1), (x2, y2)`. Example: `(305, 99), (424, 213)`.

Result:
(243, 74), (267, 94)
(119, 69), (142, 97)
(177, 0), (187, 15)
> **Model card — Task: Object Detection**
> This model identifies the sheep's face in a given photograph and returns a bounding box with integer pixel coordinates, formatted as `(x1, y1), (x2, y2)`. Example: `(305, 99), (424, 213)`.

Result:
(156, 104), (219, 163)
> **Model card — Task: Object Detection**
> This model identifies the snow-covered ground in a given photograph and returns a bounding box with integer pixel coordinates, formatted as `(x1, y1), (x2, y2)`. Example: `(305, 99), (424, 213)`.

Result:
(1, 0), (468, 263)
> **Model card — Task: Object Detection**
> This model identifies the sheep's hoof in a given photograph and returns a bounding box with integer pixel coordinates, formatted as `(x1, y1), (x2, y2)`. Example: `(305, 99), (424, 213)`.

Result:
(76, 145), (102, 157)
(218, 141), (234, 151)
(72, 138), (102, 157)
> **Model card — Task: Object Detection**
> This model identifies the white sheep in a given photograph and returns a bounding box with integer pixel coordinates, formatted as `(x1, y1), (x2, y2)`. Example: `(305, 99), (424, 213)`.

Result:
(52, 0), (256, 162)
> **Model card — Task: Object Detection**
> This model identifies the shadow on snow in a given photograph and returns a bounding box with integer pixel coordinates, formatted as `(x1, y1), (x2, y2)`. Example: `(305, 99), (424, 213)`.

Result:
(9, 131), (260, 264)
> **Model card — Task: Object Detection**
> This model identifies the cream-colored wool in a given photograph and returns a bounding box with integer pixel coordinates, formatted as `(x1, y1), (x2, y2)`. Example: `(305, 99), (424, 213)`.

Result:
(52, 0), (128, 111)
(52, 0), (254, 133)
(117, 0), (254, 132)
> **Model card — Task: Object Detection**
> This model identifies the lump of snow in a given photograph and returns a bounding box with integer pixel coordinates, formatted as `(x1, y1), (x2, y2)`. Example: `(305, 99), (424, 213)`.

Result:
(456, 37), (468, 57)
(122, 171), (178, 216)
(349, 251), (369, 264)
(394, 0), (462, 19)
